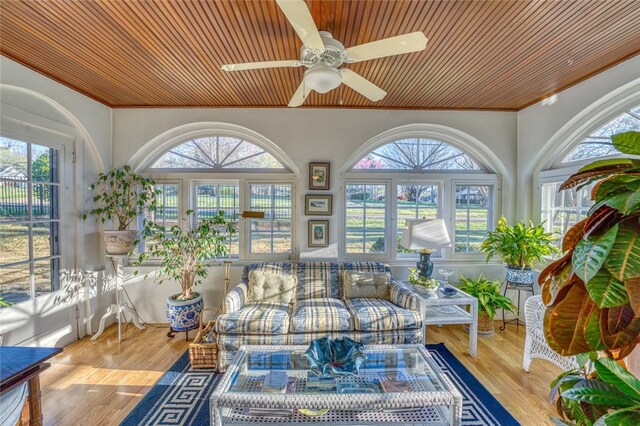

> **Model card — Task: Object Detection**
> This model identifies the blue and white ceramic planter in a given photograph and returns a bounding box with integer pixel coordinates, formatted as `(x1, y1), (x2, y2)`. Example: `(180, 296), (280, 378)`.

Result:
(505, 266), (534, 285)
(166, 292), (204, 332)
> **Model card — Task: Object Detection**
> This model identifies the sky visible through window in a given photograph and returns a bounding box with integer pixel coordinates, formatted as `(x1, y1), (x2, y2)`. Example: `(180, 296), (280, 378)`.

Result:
(151, 136), (285, 169)
(354, 139), (481, 171)
(562, 106), (640, 163)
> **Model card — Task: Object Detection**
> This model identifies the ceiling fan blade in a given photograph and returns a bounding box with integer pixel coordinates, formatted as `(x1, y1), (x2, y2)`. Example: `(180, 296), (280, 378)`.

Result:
(344, 32), (428, 63)
(288, 81), (310, 107)
(340, 69), (386, 102)
(275, 0), (324, 51)
(221, 60), (302, 72)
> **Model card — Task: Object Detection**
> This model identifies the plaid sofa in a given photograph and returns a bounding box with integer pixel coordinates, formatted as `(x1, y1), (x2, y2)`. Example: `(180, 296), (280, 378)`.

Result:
(216, 262), (423, 371)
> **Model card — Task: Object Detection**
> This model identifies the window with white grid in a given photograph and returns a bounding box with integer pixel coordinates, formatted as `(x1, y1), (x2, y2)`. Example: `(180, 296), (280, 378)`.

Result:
(0, 137), (61, 305)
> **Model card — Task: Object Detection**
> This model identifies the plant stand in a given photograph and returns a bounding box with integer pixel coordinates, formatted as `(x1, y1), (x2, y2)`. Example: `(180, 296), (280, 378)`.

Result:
(500, 280), (534, 330)
(167, 324), (198, 341)
(92, 255), (145, 342)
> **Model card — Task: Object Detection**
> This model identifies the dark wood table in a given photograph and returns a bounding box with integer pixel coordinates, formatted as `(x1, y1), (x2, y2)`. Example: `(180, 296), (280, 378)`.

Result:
(1, 346), (62, 426)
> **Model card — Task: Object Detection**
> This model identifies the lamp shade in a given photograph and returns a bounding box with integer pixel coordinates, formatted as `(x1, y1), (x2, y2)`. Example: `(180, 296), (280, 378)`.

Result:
(401, 219), (452, 250)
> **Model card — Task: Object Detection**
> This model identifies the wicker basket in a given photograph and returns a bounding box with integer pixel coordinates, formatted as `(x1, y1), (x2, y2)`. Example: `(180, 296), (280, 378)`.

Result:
(188, 307), (219, 370)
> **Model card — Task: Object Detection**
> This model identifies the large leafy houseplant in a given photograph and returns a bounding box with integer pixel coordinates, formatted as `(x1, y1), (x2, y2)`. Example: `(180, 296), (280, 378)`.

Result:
(83, 165), (160, 254)
(481, 216), (559, 269)
(133, 210), (235, 334)
(538, 131), (640, 424)
(459, 274), (516, 335)
(133, 210), (235, 301)
(84, 165), (159, 231)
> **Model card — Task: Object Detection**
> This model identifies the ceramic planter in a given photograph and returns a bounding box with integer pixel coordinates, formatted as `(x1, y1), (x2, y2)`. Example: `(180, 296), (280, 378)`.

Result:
(505, 265), (534, 285)
(166, 292), (204, 332)
(103, 230), (137, 255)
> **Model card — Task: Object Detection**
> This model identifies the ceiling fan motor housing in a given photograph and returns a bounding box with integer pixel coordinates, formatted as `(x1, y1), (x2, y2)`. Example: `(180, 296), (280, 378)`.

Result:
(300, 31), (345, 67)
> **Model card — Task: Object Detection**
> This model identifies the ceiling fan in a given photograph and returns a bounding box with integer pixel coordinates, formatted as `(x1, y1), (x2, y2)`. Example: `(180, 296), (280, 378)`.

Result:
(221, 0), (428, 107)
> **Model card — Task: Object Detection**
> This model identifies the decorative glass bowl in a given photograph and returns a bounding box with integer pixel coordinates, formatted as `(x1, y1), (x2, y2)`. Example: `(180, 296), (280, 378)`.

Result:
(442, 286), (458, 297)
(303, 337), (366, 378)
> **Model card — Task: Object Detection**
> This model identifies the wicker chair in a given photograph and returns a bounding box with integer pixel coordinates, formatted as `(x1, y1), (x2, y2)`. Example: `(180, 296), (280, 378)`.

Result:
(523, 295), (578, 372)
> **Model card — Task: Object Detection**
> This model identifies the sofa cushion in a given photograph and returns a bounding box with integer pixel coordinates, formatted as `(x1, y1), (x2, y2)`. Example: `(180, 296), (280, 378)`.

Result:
(291, 298), (352, 333)
(215, 302), (290, 335)
(295, 262), (339, 300)
(345, 298), (422, 332)
(242, 262), (296, 282)
(248, 271), (297, 304)
(343, 271), (391, 300)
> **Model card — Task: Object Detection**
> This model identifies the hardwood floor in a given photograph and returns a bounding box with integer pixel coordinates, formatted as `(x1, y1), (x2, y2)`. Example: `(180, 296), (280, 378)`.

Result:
(37, 322), (560, 425)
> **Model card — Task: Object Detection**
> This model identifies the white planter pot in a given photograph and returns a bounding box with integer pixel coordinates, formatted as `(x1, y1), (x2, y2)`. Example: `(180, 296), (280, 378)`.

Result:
(103, 230), (137, 255)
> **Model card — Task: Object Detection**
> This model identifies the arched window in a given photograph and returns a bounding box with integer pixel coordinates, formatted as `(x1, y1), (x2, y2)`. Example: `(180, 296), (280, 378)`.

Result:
(137, 127), (296, 261)
(561, 105), (640, 163)
(540, 104), (640, 239)
(353, 138), (482, 171)
(150, 136), (286, 170)
(342, 131), (501, 261)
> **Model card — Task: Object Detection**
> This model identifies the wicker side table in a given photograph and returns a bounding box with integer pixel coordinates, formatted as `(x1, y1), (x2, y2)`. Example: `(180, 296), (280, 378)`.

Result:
(412, 285), (478, 357)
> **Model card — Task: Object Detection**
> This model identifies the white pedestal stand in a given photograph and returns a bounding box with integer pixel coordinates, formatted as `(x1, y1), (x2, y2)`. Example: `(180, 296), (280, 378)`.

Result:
(91, 255), (145, 342)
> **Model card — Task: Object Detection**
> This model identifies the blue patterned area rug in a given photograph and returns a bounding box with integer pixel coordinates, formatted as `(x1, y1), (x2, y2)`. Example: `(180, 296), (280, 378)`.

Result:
(121, 343), (520, 425)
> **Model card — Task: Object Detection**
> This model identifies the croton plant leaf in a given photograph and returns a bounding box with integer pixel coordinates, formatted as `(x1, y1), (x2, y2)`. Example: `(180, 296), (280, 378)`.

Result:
(600, 304), (640, 359)
(604, 218), (640, 282)
(594, 357), (640, 401)
(604, 191), (640, 215)
(572, 224), (618, 284)
(563, 218), (587, 252)
(611, 131), (640, 155)
(544, 281), (605, 355)
(583, 207), (623, 239)
(594, 176), (640, 203)
(561, 379), (637, 407)
(585, 269), (629, 308)
(625, 277), (640, 316)
(560, 158), (637, 191)
(593, 407), (640, 426)
(539, 252), (574, 305)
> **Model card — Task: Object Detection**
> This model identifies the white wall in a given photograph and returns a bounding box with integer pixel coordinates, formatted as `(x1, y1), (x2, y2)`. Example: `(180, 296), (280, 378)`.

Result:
(0, 57), (113, 345)
(517, 54), (640, 220)
(3, 52), (639, 327)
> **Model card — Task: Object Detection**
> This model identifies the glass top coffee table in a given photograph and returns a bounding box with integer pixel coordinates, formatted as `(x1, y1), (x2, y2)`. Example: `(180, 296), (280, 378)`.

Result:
(210, 344), (462, 425)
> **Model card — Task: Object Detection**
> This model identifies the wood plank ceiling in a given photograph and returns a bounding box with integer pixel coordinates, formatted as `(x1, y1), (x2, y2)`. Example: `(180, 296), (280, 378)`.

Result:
(1, 0), (639, 110)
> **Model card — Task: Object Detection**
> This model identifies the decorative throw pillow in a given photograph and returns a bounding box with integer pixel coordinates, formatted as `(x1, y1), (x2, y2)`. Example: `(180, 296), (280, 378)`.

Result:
(248, 271), (297, 304)
(343, 271), (391, 300)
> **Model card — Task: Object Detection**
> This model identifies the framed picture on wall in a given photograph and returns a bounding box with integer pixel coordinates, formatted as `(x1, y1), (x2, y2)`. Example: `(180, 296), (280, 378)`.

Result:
(308, 220), (329, 247)
(309, 162), (330, 190)
(305, 194), (332, 215)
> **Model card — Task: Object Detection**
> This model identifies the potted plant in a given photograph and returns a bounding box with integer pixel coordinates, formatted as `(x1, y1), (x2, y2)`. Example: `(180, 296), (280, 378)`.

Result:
(480, 217), (559, 285)
(133, 210), (235, 335)
(83, 165), (160, 255)
(458, 274), (516, 336)
(408, 267), (440, 298)
(539, 131), (640, 424)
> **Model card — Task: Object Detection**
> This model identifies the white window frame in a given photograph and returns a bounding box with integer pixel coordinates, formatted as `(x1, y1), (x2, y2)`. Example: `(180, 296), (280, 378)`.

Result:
(340, 172), (499, 263)
(0, 117), (75, 306)
(341, 179), (391, 261)
(394, 180), (444, 260)
(244, 180), (296, 261)
(190, 179), (240, 259)
(450, 179), (498, 259)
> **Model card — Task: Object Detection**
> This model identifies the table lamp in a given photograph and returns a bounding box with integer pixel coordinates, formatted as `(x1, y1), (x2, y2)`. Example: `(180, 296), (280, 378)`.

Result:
(401, 219), (452, 278)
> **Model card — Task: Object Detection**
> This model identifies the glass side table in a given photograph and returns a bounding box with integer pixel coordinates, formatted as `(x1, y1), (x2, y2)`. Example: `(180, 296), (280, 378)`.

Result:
(411, 284), (478, 357)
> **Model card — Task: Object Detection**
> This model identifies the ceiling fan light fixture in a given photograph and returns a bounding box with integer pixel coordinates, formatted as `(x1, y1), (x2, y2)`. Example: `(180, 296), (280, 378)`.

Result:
(304, 65), (342, 94)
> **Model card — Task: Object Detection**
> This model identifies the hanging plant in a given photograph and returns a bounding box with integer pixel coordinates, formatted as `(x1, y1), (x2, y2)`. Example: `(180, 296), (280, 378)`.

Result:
(539, 131), (640, 360)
